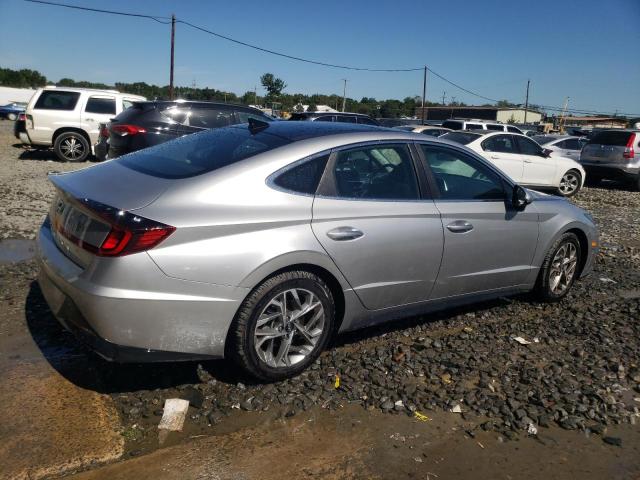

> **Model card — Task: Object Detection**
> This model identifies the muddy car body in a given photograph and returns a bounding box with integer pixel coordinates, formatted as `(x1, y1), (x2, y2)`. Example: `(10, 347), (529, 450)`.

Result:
(37, 121), (598, 380)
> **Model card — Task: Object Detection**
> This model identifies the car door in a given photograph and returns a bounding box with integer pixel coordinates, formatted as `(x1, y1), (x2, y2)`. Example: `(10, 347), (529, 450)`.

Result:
(418, 144), (539, 298)
(479, 134), (524, 181)
(311, 143), (444, 310)
(517, 135), (557, 186)
(81, 95), (116, 145)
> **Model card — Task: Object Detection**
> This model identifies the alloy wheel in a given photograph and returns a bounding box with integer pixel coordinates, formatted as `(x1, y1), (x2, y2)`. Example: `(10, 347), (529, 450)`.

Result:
(60, 136), (85, 161)
(548, 242), (578, 295)
(559, 171), (580, 195)
(253, 288), (325, 368)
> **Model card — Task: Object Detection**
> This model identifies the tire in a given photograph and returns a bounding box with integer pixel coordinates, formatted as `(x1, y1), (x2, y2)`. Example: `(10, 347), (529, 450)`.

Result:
(534, 232), (581, 302)
(227, 270), (335, 382)
(7, 113), (17, 121)
(53, 131), (90, 162)
(634, 175), (640, 192)
(557, 169), (582, 197)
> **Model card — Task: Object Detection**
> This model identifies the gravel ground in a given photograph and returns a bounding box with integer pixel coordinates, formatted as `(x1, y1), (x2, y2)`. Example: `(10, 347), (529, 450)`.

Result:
(0, 121), (639, 457)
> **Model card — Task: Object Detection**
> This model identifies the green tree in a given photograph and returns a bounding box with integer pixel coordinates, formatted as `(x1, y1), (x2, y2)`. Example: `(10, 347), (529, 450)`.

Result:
(260, 73), (287, 101)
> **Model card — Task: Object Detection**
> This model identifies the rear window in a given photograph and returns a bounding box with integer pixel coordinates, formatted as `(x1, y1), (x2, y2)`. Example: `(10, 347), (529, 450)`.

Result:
(486, 124), (504, 131)
(272, 154), (329, 195)
(440, 131), (482, 145)
(442, 120), (463, 130)
(588, 131), (633, 146)
(34, 91), (80, 111)
(118, 125), (292, 179)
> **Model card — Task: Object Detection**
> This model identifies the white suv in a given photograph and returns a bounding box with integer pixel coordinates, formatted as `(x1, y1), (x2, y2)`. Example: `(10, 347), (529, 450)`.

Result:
(442, 119), (523, 134)
(441, 130), (586, 197)
(20, 86), (145, 162)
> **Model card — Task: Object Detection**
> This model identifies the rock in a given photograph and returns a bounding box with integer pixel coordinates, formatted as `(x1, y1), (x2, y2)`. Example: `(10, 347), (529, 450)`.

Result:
(181, 387), (204, 409)
(603, 436), (622, 447)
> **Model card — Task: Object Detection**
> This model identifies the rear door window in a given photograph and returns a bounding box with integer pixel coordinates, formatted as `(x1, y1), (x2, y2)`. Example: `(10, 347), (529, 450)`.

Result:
(85, 96), (116, 115)
(442, 120), (463, 130)
(466, 123), (484, 130)
(486, 124), (504, 131)
(481, 135), (518, 153)
(440, 132), (482, 145)
(159, 105), (189, 124)
(336, 115), (357, 123)
(331, 144), (419, 200)
(187, 107), (234, 128)
(357, 117), (378, 125)
(314, 115), (335, 122)
(34, 91), (80, 110)
(507, 126), (522, 133)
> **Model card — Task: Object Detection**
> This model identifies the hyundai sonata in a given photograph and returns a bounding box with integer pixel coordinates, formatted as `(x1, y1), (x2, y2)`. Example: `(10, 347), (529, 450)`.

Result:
(37, 121), (598, 380)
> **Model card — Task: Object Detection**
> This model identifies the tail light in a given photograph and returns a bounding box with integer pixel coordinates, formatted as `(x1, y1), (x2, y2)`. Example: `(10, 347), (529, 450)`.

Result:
(623, 133), (636, 159)
(99, 124), (110, 139)
(55, 197), (175, 257)
(110, 124), (147, 136)
(18, 113), (26, 121)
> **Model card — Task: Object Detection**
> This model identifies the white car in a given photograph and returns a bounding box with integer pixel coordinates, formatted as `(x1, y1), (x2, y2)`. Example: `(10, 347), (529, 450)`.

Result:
(21, 86), (145, 162)
(442, 119), (524, 134)
(441, 131), (586, 197)
(392, 125), (452, 137)
(531, 135), (588, 161)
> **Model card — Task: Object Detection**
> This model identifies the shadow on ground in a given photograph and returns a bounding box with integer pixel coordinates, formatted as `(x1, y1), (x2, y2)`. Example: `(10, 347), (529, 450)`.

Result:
(25, 279), (516, 396)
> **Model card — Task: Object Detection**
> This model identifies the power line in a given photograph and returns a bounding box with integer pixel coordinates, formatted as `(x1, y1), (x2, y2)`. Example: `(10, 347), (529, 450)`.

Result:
(20, 0), (640, 117)
(23, 0), (172, 23)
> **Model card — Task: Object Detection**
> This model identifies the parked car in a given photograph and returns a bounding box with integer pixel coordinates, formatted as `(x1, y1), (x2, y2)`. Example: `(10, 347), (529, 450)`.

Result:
(20, 86), (146, 162)
(442, 119), (523, 134)
(580, 129), (640, 189)
(392, 125), (452, 137)
(37, 121), (598, 380)
(288, 111), (379, 125)
(95, 100), (274, 161)
(531, 135), (588, 161)
(441, 131), (585, 197)
(0, 102), (27, 120)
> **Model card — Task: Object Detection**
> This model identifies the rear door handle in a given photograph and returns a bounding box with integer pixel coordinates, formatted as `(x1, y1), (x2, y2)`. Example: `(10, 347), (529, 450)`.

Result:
(490, 155), (499, 159)
(524, 159), (533, 163)
(446, 220), (474, 233)
(326, 226), (364, 241)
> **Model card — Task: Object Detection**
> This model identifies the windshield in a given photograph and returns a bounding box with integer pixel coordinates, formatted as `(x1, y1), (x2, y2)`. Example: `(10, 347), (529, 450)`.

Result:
(588, 131), (634, 146)
(440, 132), (482, 145)
(118, 125), (292, 179)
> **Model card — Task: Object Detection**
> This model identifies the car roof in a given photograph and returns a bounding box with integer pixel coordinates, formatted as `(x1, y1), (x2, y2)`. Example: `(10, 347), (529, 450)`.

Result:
(232, 120), (385, 141)
(40, 85), (145, 98)
(147, 100), (263, 110)
(295, 111), (371, 117)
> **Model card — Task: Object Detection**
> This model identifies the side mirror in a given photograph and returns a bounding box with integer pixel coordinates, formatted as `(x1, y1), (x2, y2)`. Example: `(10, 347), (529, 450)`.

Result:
(513, 185), (532, 209)
(541, 148), (552, 157)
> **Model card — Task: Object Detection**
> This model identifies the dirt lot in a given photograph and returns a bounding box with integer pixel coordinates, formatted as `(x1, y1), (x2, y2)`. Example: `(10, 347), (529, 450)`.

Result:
(0, 120), (639, 479)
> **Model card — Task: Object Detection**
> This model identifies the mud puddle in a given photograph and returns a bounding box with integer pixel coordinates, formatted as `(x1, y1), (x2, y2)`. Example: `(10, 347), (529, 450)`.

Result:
(0, 238), (36, 264)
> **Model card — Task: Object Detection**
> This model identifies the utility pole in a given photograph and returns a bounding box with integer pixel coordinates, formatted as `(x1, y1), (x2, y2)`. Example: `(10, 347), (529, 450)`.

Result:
(523, 79), (530, 124)
(559, 96), (569, 133)
(341, 79), (348, 112)
(169, 14), (175, 100)
(421, 66), (427, 125)
(254, 85), (257, 105)
(441, 91), (446, 106)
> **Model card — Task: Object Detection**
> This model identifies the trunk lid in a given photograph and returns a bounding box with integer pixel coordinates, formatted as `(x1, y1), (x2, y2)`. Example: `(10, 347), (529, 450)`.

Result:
(47, 162), (173, 267)
(581, 131), (634, 164)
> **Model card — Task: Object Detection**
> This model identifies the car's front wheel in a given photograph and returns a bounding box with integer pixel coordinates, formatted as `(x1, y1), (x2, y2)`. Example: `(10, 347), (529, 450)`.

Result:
(557, 169), (582, 197)
(534, 232), (581, 301)
(7, 113), (17, 121)
(228, 270), (335, 381)
(54, 132), (90, 162)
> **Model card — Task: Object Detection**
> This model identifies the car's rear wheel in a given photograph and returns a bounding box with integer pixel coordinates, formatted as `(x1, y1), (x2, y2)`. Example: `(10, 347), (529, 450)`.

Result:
(534, 232), (581, 302)
(228, 271), (335, 381)
(54, 132), (90, 162)
(557, 169), (582, 197)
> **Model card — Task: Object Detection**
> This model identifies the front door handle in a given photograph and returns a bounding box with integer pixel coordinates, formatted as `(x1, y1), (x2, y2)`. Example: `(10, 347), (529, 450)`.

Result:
(446, 220), (474, 233)
(490, 155), (499, 159)
(326, 226), (364, 241)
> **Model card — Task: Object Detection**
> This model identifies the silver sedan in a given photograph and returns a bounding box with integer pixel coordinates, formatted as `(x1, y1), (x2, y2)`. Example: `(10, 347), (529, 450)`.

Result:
(37, 121), (598, 380)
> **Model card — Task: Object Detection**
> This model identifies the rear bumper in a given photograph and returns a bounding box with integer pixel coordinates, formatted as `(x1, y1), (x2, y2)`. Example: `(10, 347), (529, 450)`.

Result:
(36, 220), (247, 361)
(581, 162), (640, 179)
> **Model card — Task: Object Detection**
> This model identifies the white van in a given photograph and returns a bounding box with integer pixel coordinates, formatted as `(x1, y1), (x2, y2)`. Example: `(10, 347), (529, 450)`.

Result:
(21, 86), (145, 162)
(442, 118), (523, 134)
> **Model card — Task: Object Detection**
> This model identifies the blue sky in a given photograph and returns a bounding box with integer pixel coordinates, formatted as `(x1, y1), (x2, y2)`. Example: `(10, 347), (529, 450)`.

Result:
(1, 0), (639, 115)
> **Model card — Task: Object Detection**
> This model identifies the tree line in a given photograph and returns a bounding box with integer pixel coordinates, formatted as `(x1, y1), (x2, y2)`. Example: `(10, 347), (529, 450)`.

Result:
(0, 67), (520, 118)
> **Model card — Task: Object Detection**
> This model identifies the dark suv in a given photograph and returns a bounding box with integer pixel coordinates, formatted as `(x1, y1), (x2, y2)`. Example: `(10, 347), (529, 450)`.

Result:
(288, 111), (379, 125)
(96, 101), (273, 160)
